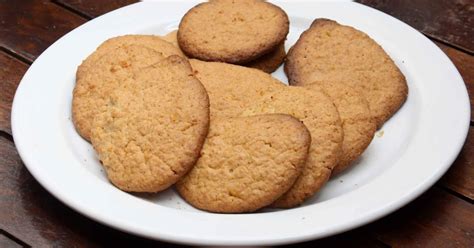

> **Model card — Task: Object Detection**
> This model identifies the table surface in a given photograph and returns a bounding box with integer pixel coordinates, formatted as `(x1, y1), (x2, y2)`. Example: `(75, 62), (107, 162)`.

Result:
(0, 0), (473, 247)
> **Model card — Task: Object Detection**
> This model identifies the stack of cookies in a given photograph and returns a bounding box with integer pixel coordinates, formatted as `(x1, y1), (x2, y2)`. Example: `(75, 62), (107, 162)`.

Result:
(72, 0), (408, 213)
(177, 0), (289, 73)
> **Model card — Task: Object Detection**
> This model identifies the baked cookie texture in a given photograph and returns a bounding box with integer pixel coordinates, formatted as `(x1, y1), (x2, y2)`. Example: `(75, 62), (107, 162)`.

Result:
(190, 59), (280, 118)
(245, 42), (286, 73)
(190, 60), (343, 207)
(77, 35), (184, 77)
(91, 56), (210, 192)
(163, 30), (285, 73)
(306, 81), (376, 175)
(176, 114), (311, 213)
(178, 0), (289, 64)
(285, 18), (408, 127)
(73, 45), (165, 141)
(161, 30), (180, 48)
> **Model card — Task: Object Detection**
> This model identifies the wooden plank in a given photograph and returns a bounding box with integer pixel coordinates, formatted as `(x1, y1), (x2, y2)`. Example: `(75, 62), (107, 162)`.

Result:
(0, 1), (86, 63)
(0, 233), (23, 248)
(284, 229), (388, 248)
(0, 136), (181, 247)
(369, 187), (474, 247)
(0, 53), (29, 135)
(432, 39), (474, 197)
(441, 127), (474, 200)
(357, 0), (474, 53)
(435, 42), (474, 122)
(55, 0), (138, 19)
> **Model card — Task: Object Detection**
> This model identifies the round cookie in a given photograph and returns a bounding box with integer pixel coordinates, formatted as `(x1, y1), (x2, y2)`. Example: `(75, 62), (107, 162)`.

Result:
(73, 45), (165, 141)
(176, 114), (311, 213)
(91, 56), (210, 192)
(163, 30), (285, 73)
(243, 87), (343, 208)
(77, 35), (184, 78)
(190, 60), (343, 207)
(305, 80), (376, 175)
(285, 18), (408, 127)
(178, 0), (289, 64)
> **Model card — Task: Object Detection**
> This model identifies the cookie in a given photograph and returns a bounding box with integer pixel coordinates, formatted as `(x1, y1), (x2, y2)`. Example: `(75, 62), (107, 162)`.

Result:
(245, 42), (286, 73)
(77, 34), (184, 77)
(161, 30), (180, 48)
(190, 59), (280, 118)
(163, 30), (285, 72)
(73, 45), (165, 141)
(190, 60), (343, 207)
(244, 87), (343, 208)
(91, 56), (210, 192)
(176, 114), (310, 213)
(305, 80), (376, 175)
(178, 0), (289, 64)
(285, 19), (408, 127)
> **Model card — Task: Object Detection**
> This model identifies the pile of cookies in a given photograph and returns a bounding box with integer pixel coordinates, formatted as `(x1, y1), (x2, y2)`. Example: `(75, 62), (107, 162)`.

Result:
(72, 0), (408, 213)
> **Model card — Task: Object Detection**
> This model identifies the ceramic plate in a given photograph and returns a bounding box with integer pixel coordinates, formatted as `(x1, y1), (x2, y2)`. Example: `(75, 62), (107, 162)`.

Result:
(11, 1), (470, 245)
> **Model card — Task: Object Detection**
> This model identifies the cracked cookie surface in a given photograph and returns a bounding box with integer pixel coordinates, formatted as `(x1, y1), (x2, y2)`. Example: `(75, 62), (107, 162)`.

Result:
(190, 60), (343, 207)
(306, 81), (376, 175)
(285, 19), (408, 127)
(73, 45), (166, 141)
(91, 56), (209, 192)
(77, 35), (183, 79)
(176, 114), (310, 213)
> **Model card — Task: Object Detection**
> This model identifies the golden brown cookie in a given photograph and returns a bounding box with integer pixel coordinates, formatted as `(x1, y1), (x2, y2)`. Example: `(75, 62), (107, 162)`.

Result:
(176, 114), (310, 213)
(73, 45), (165, 141)
(161, 30), (180, 48)
(245, 42), (286, 73)
(190, 59), (280, 118)
(305, 81), (376, 175)
(244, 87), (343, 208)
(190, 60), (343, 207)
(285, 19), (408, 127)
(77, 35), (184, 77)
(163, 30), (285, 72)
(178, 0), (289, 64)
(91, 56), (210, 192)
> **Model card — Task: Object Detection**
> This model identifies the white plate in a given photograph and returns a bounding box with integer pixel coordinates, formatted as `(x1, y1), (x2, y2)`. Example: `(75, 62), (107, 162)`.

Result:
(11, 1), (470, 246)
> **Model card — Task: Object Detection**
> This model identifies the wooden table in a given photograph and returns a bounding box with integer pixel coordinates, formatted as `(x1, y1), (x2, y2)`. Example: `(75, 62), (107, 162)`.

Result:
(0, 1), (472, 247)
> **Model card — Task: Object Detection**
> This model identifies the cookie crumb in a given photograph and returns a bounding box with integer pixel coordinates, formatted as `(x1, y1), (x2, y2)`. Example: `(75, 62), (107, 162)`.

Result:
(376, 130), (385, 138)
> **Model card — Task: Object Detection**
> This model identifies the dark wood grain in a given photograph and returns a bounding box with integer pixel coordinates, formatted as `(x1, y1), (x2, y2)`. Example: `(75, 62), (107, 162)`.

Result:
(435, 42), (474, 122)
(441, 127), (474, 200)
(435, 42), (474, 200)
(284, 229), (388, 248)
(357, 0), (474, 53)
(0, 53), (29, 135)
(0, 233), (22, 248)
(369, 187), (474, 247)
(0, 0), (86, 63)
(0, 135), (182, 247)
(55, 0), (138, 19)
